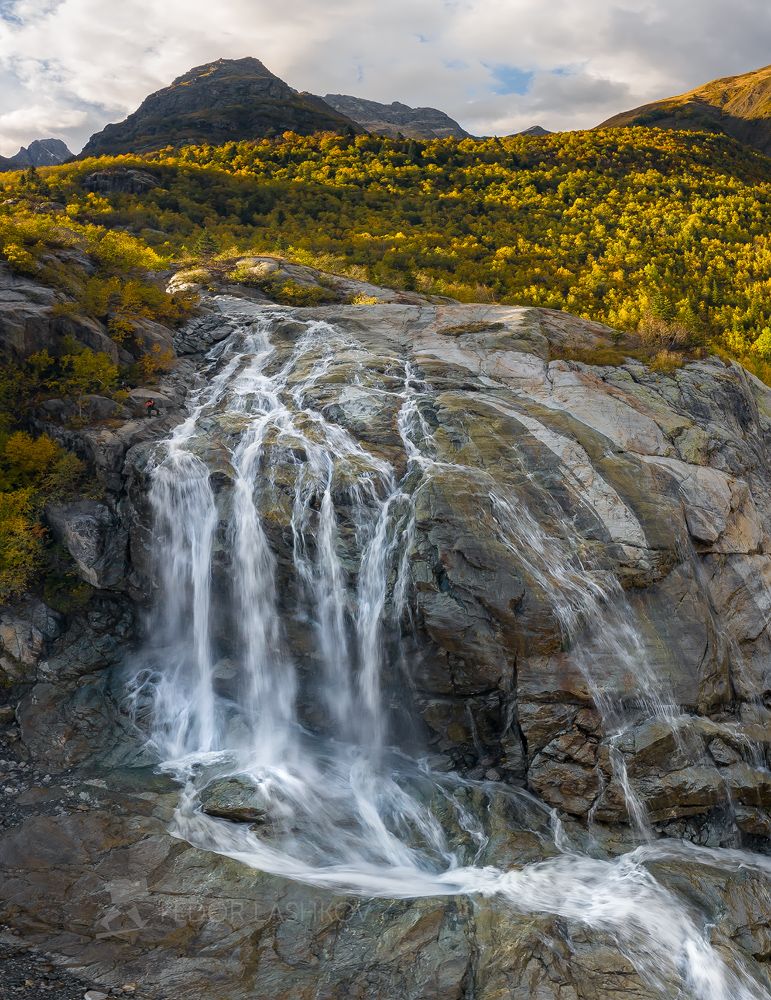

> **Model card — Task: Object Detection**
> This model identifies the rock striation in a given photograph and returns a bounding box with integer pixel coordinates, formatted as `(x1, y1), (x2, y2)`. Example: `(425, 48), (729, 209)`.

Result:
(138, 293), (770, 843)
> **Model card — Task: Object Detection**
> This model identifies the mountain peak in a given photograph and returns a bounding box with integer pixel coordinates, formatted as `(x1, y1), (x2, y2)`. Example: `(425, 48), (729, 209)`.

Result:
(518, 125), (551, 136)
(171, 56), (278, 87)
(323, 94), (469, 139)
(0, 137), (73, 172)
(81, 57), (361, 157)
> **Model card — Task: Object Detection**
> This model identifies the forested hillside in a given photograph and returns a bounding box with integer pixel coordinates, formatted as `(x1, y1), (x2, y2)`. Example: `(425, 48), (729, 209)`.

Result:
(3, 128), (767, 377)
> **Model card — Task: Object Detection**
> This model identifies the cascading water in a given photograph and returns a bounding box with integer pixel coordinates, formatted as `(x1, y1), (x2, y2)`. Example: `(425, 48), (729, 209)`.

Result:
(126, 298), (771, 1000)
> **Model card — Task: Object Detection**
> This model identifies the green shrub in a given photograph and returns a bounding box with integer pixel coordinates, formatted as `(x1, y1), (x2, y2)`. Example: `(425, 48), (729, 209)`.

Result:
(0, 430), (86, 600)
(59, 347), (119, 417)
(0, 489), (45, 600)
(137, 344), (176, 382)
(263, 279), (338, 306)
(552, 344), (632, 367)
(2, 431), (59, 480)
(438, 321), (505, 337)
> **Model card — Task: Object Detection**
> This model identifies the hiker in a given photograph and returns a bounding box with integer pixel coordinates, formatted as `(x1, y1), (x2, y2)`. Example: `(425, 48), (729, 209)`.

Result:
(144, 398), (160, 417)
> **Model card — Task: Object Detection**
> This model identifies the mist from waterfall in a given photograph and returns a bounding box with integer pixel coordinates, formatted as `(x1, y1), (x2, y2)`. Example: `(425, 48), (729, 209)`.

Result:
(126, 298), (771, 1000)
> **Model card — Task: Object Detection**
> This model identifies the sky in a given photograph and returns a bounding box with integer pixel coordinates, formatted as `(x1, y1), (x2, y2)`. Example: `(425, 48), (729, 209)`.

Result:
(0, 0), (769, 155)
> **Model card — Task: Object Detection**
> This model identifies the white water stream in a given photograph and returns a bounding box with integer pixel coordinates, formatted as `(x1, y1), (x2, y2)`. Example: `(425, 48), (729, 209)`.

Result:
(127, 301), (771, 1000)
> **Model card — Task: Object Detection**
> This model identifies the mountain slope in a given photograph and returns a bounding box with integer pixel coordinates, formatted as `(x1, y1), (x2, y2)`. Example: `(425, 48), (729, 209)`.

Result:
(0, 138), (73, 172)
(81, 58), (362, 156)
(323, 94), (469, 138)
(598, 64), (771, 155)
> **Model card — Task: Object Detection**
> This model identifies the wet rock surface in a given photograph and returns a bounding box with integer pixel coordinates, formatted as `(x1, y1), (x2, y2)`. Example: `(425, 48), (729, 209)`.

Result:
(1, 280), (770, 997)
(0, 752), (768, 998)
(199, 777), (269, 823)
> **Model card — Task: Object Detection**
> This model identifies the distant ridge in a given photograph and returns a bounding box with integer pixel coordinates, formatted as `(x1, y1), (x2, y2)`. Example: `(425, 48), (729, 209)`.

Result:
(0, 138), (73, 172)
(598, 64), (771, 155)
(323, 94), (469, 139)
(517, 125), (551, 136)
(81, 57), (363, 157)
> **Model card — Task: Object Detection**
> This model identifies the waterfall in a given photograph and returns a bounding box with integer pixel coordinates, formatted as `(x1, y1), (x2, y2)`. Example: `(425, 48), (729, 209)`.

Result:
(126, 297), (771, 1000)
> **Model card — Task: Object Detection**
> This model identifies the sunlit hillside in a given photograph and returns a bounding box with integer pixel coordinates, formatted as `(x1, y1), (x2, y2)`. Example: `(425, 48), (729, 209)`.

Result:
(2, 127), (770, 379)
(599, 64), (771, 155)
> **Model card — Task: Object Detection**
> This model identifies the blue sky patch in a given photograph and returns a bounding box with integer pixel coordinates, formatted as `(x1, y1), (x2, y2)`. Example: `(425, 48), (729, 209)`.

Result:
(488, 64), (534, 95)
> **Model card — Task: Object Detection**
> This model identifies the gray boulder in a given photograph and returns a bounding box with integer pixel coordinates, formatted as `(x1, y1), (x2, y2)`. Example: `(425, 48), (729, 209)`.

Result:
(45, 500), (127, 589)
(199, 776), (269, 823)
(82, 169), (159, 195)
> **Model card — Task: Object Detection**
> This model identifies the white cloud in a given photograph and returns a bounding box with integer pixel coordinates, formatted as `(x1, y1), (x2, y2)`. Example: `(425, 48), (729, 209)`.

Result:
(0, 0), (769, 153)
(0, 101), (87, 150)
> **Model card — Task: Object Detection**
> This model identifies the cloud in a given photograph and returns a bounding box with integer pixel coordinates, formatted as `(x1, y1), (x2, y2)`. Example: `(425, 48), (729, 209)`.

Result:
(0, 0), (769, 152)
(0, 101), (88, 150)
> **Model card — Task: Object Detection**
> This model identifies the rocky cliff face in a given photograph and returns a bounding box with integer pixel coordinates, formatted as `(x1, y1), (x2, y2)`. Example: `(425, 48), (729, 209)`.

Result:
(134, 292), (770, 842)
(0, 256), (130, 364)
(81, 59), (362, 157)
(322, 94), (470, 138)
(0, 265), (769, 999)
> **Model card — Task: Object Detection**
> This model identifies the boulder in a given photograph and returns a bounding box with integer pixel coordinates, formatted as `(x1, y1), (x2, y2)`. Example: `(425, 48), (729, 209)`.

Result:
(125, 388), (174, 416)
(0, 263), (119, 361)
(199, 776), (269, 823)
(0, 265), (59, 359)
(128, 316), (175, 354)
(82, 169), (159, 195)
(37, 394), (130, 423)
(45, 500), (127, 589)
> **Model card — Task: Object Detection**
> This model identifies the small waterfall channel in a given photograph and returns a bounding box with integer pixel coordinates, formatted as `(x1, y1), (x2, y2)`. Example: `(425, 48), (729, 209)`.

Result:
(126, 300), (771, 1000)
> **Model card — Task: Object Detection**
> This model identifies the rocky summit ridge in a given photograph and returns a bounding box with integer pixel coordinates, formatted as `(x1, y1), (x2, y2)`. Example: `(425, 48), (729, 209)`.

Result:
(322, 94), (470, 138)
(80, 57), (363, 157)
